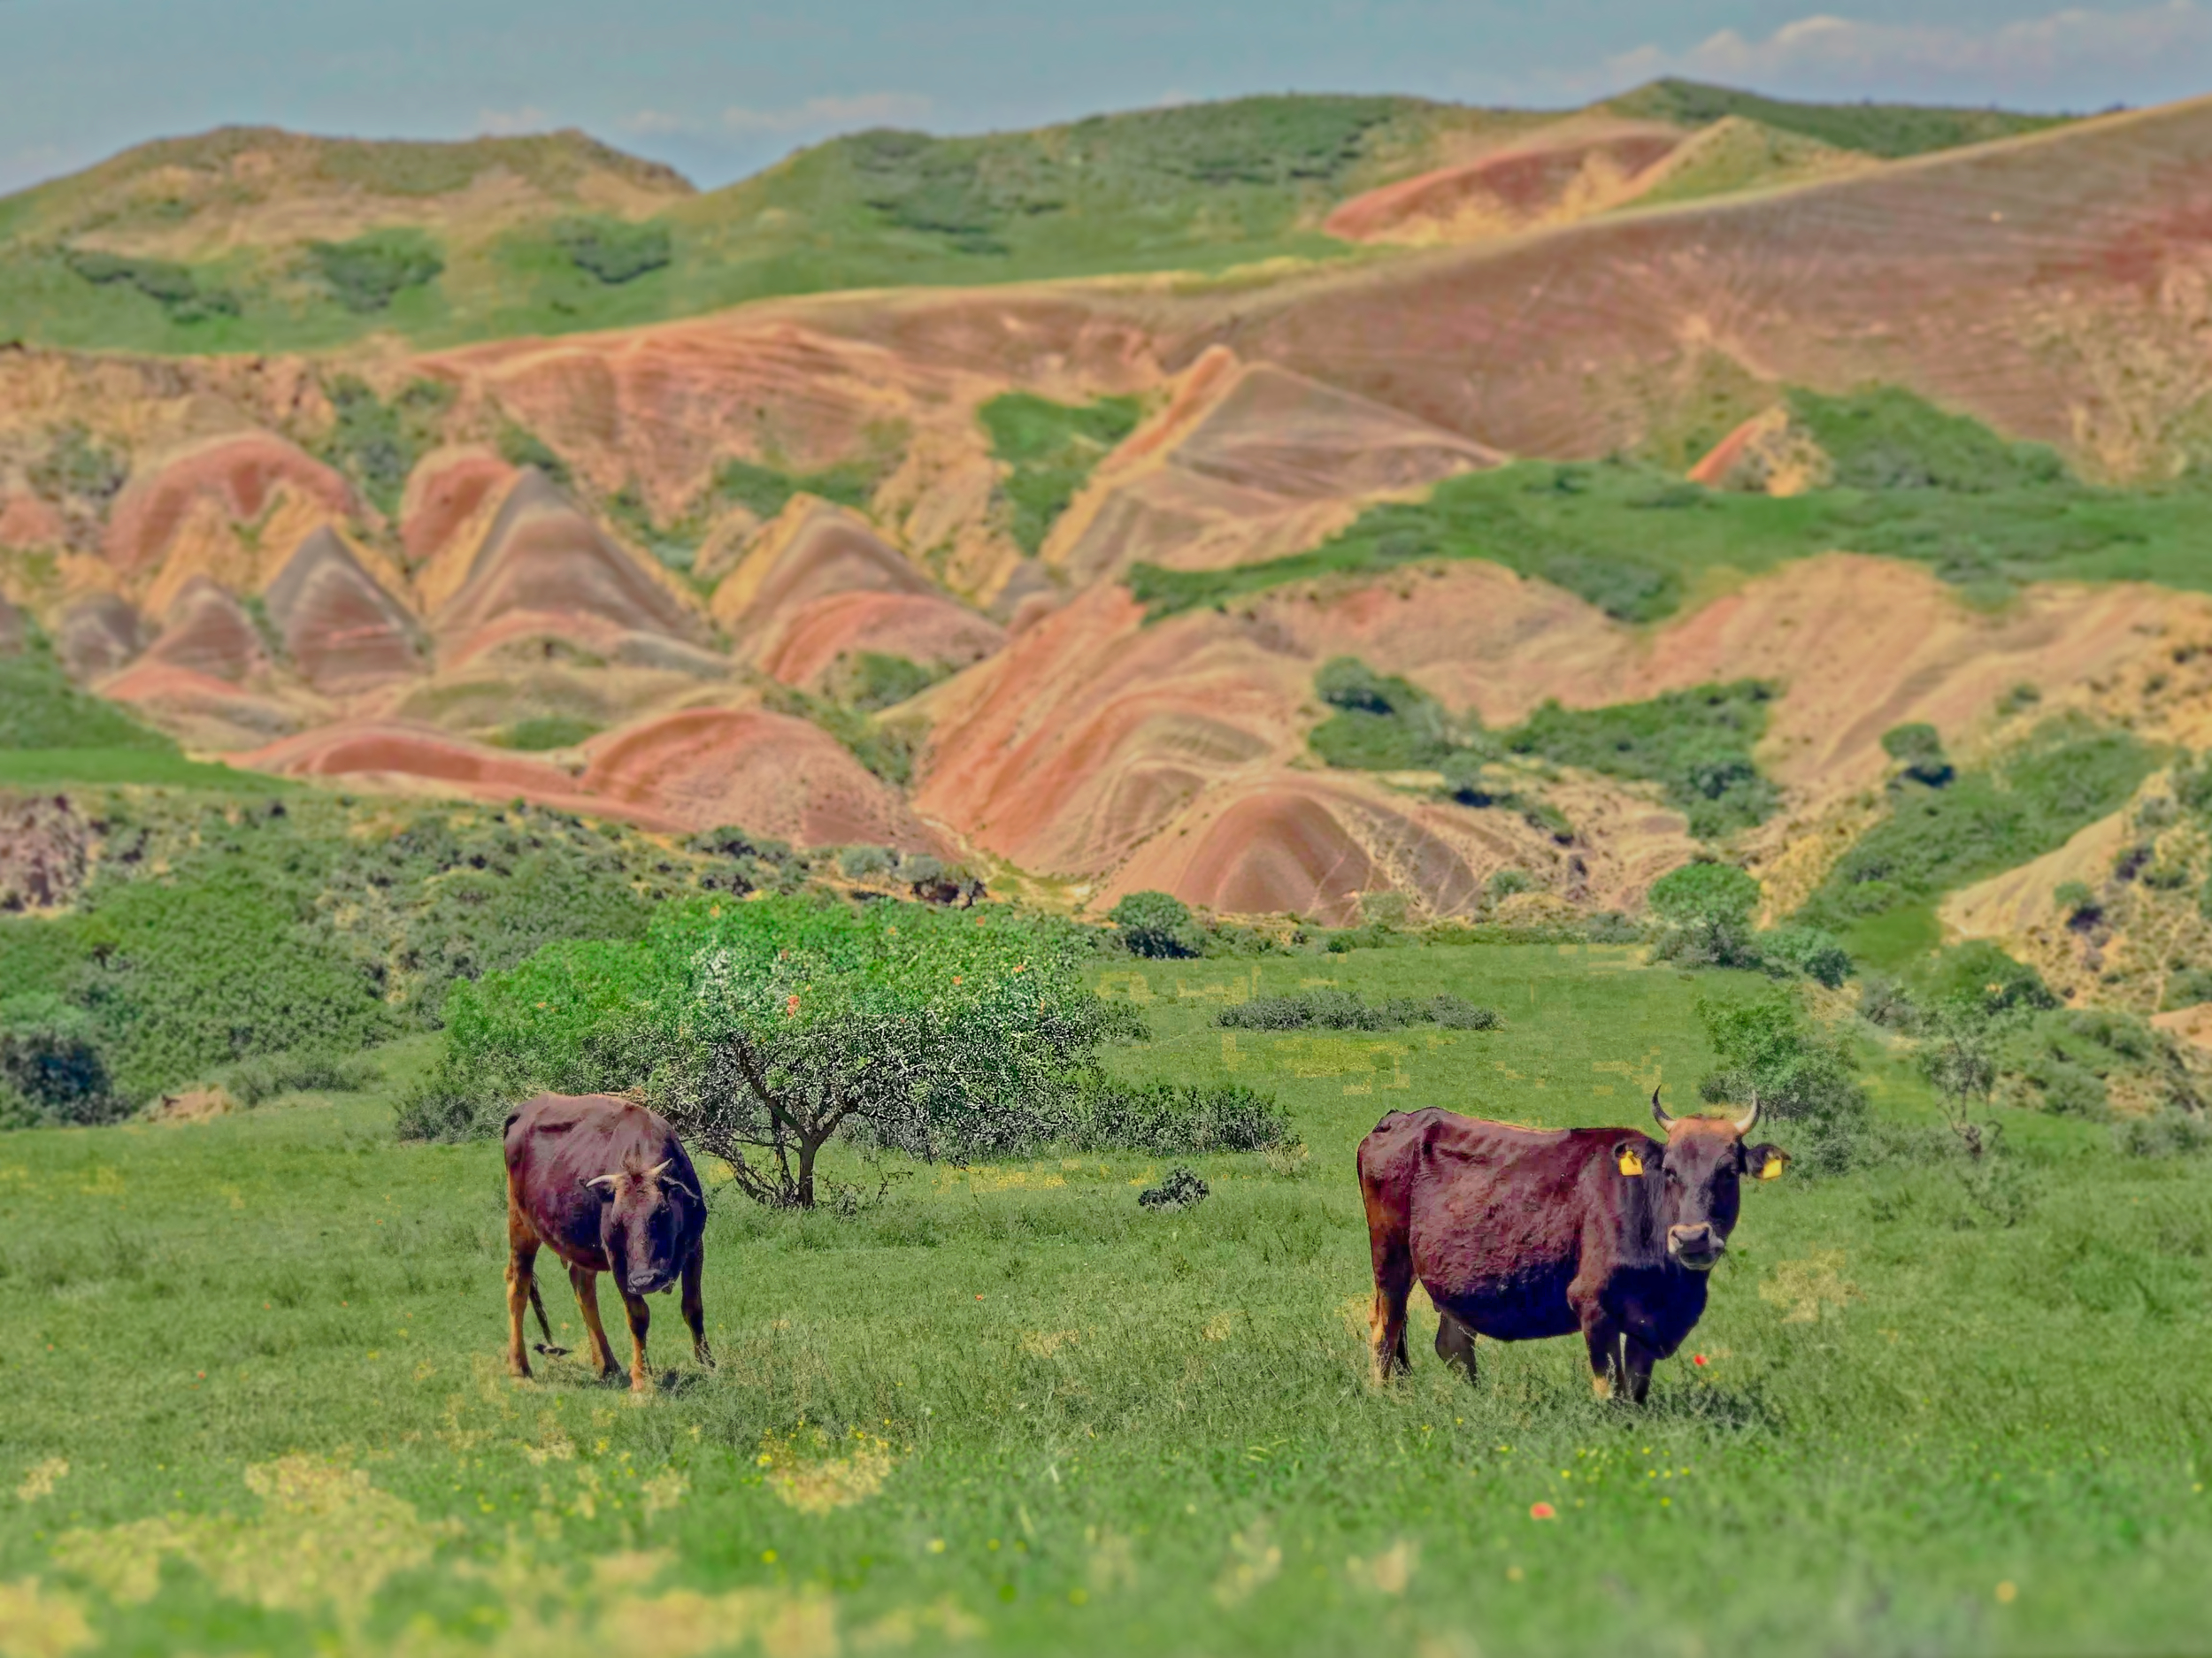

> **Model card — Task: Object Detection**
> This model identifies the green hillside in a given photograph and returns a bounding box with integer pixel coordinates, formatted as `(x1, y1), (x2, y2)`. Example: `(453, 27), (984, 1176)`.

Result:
(0, 86), (2071, 355)
(1608, 78), (2072, 157)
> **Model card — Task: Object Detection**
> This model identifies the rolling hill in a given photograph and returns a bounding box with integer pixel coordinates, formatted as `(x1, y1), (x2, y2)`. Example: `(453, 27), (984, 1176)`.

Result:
(5, 79), (2208, 1028)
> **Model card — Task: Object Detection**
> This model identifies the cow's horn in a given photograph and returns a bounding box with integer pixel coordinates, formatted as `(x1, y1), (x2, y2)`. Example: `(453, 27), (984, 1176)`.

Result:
(1651, 1087), (1677, 1132)
(586, 1172), (619, 1192)
(646, 1159), (672, 1181)
(1732, 1091), (1761, 1135)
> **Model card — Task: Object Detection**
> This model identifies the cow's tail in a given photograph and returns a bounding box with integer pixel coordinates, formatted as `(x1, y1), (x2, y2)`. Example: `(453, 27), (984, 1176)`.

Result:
(526, 1268), (566, 1355)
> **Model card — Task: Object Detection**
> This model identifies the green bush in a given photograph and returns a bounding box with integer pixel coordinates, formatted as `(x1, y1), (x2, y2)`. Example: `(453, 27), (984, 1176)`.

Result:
(1110, 890), (1199, 959)
(28, 423), (128, 505)
(1757, 923), (1853, 988)
(980, 392), (1143, 556)
(1881, 722), (1955, 787)
(220, 1050), (382, 1107)
(0, 994), (122, 1126)
(319, 375), (452, 518)
(1790, 386), (2067, 495)
(1217, 991), (1497, 1032)
(1486, 869), (1537, 901)
(1063, 1080), (1294, 1155)
(1648, 862), (1763, 968)
(1908, 940), (2056, 1019)
(1309, 657), (1462, 771)
(551, 216), (673, 284)
(2000, 1009), (2201, 1119)
(496, 423), (572, 485)
(1696, 990), (1869, 1170)
(65, 248), (240, 321)
(308, 232), (443, 312)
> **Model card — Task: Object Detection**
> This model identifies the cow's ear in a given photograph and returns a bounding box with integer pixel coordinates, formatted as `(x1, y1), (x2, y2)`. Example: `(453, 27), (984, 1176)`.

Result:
(1744, 1143), (1790, 1182)
(1612, 1139), (1654, 1178)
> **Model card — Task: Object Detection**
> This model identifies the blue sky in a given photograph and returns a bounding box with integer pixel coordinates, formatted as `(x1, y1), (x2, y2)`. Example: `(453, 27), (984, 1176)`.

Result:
(4, 1), (2210, 195)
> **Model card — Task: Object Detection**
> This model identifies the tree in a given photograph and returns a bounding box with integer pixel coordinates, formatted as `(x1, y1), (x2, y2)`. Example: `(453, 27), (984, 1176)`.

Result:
(1648, 861), (1762, 968)
(645, 900), (1116, 1208)
(1110, 890), (1198, 959)
(1696, 989), (1868, 1170)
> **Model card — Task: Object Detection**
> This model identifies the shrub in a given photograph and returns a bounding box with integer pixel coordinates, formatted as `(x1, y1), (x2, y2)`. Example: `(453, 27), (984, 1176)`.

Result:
(220, 1050), (381, 1108)
(497, 423), (572, 485)
(308, 233), (443, 311)
(65, 248), (240, 321)
(28, 423), (128, 505)
(827, 652), (947, 712)
(1064, 1081), (1293, 1155)
(1999, 1009), (2201, 1119)
(491, 715), (600, 751)
(1757, 923), (1853, 988)
(1857, 973), (1917, 1029)
(1910, 941), (2055, 1018)
(2113, 1109), (2212, 1158)
(0, 994), (122, 1126)
(551, 216), (673, 284)
(1111, 891), (1199, 959)
(1138, 1168), (1210, 1210)
(1310, 657), (1463, 771)
(1881, 722), (1955, 787)
(1216, 991), (1498, 1032)
(837, 846), (896, 880)
(1696, 990), (1869, 1170)
(1486, 868), (1536, 901)
(2163, 966), (2212, 1010)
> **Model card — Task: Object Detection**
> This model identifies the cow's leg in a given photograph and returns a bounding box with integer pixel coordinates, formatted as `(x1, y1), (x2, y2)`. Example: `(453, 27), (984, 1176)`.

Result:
(1580, 1313), (1626, 1401)
(680, 1245), (712, 1370)
(618, 1289), (654, 1393)
(1368, 1266), (1413, 1384)
(1622, 1334), (1660, 1404)
(505, 1196), (541, 1379)
(1433, 1309), (1479, 1381)
(569, 1263), (620, 1378)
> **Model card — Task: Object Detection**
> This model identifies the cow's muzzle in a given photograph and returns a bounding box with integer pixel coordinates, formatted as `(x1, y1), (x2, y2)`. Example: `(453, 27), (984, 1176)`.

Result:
(1666, 1224), (1724, 1271)
(628, 1269), (677, 1296)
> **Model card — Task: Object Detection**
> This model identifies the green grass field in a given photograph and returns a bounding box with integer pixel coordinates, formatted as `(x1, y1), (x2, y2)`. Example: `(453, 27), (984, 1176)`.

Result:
(4, 945), (2207, 1656)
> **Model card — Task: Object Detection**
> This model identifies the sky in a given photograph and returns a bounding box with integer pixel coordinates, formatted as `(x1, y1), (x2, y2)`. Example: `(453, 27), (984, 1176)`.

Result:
(3, 0), (2210, 196)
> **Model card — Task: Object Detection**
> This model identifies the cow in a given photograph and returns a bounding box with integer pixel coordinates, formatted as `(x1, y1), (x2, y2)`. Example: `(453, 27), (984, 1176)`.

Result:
(1357, 1089), (1787, 1401)
(503, 1093), (713, 1392)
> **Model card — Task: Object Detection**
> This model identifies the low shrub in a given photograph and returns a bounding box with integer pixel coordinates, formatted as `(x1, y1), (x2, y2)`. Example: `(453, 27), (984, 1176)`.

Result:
(980, 391), (1143, 555)
(1648, 861), (1762, 968)
(308, 232), (443, 312)
(219, 1050), (382, 1108)
(1509, 680), (1779, 839)
(1756, 923), (1853, 988)
(551, 216), (673, 284)
(1065, 1081), (1294, 1155)
(1217, 991), (1499, 1032)
(2112, 1109), (2212, 1158)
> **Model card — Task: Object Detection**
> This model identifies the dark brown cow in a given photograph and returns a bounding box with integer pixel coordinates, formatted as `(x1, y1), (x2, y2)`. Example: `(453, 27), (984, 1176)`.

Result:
(503, 1093), (712, 1392)
(1358, 1090), (1787, 1401)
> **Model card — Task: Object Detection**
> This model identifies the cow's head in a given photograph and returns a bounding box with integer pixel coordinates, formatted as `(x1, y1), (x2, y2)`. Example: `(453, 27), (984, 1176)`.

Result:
(1623, 1090), (1789, 1271)
(581, 1159), (699, 1295)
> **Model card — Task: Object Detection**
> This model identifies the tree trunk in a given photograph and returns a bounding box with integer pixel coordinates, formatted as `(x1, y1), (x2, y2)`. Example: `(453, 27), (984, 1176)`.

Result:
(796, 1132), (821, 1209)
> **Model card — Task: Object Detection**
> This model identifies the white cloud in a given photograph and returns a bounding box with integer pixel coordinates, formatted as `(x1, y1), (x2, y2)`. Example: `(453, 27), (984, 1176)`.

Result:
(477, 105), (552, 136)
(1593, 3), (2212, 102)
(719, 92), (933, 134)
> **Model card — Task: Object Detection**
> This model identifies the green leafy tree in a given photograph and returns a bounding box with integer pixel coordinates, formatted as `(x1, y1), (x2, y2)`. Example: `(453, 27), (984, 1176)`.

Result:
(1882, 722), (1955, 787)
(1110, 890), (1199, 958)
(1696, 990), (1868, 1170)
(1648, 861), (1762, 968)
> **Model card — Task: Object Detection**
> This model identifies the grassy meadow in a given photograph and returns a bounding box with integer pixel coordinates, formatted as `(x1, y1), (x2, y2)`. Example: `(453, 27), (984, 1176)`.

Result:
(3, 944), (2208, 1656)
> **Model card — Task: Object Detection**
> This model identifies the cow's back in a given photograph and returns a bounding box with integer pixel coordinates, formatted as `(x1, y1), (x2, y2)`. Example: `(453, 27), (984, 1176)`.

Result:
(1361, 1109), (1611, 1342)
(505, 1093), (702, 1270)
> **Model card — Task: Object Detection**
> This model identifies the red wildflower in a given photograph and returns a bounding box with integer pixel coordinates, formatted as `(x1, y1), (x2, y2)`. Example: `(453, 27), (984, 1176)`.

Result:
(785, 994), (801, 1017)
(1529, 1502), (1556, 1521)
(1693, 1354), (1708, 1366)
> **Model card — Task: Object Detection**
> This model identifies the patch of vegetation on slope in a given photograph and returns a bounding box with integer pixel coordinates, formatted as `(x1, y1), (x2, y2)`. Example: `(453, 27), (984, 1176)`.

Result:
(0, 632), (174, 753)
(317, 373), (457, 518)
(980, 392), (1144, 555)
(1129, 388), (2212, 621)
(1608, 78), (2070, 158)
(0, 793), (767, 1114)
(1798, 718), (2161, 960)
(1306, 656), (1780, 841)
(1508, 680), (1780, 839)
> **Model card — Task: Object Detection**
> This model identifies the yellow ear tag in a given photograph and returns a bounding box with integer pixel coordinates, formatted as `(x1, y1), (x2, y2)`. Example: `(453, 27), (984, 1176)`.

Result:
(1617, 1148), (1646, 1177)
(1759, 1153), (1786, 1180)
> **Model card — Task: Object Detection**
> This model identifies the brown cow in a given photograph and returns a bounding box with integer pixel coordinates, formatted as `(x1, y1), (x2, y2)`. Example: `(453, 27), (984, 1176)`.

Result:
(1358, 1089), (1787, 1401)
(503, 1093), (712, 1392)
